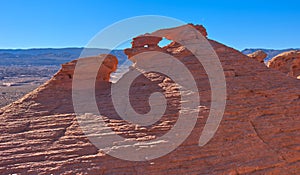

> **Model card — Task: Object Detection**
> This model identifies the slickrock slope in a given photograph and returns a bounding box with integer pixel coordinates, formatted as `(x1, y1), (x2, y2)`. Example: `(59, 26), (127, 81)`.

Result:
(1, 25), (300, 174)
(247, 50), (267, 63)
(267, 50), (300, 79)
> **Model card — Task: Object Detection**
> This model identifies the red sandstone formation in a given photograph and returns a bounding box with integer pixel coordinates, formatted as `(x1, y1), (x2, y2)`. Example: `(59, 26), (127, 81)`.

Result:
(267, 50), (300, 79)
(98, 54), (118, 81)
(1, 24), (300, 174)
(53, 54), (118, 83)
(247, 50), (267, 63)
(124, 34), (164, 59)
(124, 24), (207, 59)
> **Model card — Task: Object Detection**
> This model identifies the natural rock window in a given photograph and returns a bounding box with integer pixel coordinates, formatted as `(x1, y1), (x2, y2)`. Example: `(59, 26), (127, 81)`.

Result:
(158, 37), (173, 48)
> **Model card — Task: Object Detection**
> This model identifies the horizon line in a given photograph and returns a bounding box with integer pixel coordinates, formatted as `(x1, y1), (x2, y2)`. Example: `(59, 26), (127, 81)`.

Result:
(0, 47), (299, 52)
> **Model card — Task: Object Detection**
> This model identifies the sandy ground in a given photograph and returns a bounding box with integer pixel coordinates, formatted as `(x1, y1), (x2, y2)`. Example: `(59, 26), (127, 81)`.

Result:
(0, 66), (59, 108)
(0, 84), (39, 107)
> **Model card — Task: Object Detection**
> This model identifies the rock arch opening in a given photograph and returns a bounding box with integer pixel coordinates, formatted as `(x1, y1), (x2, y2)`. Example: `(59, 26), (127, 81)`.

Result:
(158, 37), (173, 48)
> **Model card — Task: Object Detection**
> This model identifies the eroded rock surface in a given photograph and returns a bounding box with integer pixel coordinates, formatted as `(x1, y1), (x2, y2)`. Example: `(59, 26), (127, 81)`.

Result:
(267, 50), (300, 78)
(124, 24), (207, 59)
(247, 50), (267, 63)
(0, 24), (300, 174)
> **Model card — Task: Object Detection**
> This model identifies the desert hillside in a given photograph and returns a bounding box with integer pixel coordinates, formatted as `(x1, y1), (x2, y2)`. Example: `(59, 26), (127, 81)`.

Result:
(0, 24), (300, 174)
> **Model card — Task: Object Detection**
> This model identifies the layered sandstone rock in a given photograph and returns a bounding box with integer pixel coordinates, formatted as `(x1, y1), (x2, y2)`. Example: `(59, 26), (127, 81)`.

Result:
(124, 35), (164, 59)
(247, 50), (267, 63)
(52, 54), (118, 85)
(267, 50), (300, 78)
(1, 25), (300, 174)
(124, 24), (207, 59)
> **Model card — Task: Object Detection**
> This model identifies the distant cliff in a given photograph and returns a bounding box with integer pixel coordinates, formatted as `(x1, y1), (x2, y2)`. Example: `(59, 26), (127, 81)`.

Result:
(0, 48), (127, 66)
(2, 47), (299, 66)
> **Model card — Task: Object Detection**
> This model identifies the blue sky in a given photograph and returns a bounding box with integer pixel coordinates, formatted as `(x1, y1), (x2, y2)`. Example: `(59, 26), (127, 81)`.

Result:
(0, 0), (299, 50)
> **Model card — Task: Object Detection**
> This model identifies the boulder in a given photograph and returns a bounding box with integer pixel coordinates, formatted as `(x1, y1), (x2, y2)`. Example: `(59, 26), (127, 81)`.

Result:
(247, 50), (267, 63)
(267, 50), (300, 78)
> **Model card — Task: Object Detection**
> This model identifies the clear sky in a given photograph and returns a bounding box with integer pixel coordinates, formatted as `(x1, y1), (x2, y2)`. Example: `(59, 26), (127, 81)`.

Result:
(1, 0), (299, 50)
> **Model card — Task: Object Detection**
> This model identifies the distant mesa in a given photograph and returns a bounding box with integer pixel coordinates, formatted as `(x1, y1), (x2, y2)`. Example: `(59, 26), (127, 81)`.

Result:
(0, 48), (127, 66)
(242, 48), (300, 62)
